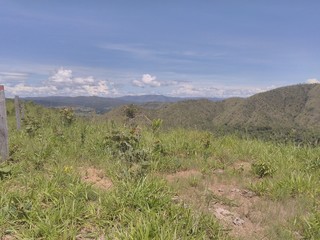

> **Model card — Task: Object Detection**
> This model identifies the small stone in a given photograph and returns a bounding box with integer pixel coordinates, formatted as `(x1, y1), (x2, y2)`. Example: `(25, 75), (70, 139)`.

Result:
(233, 217), (245, 226)
(171, 196), (180, 203)
(216, 207), (233, 216)
(214, 169), (224, 174)
(231, 188), (240, 193)
(241, 190), (255, 198)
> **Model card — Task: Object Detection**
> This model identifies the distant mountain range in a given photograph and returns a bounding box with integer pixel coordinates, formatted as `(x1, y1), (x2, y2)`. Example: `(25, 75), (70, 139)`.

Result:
(104, 84), (320, 134)
(24, 95), (223, 113)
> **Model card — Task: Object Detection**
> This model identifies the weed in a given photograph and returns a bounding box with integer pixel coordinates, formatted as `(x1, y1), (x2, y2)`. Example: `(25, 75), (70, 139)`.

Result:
(300, 211), (320, 239)
(60, 107), (75, 126)
(252, 161), (277, 178)
(23, 116), (40, 137)
(0, 165), (12, 180)
(125, 104), (137, 119)
(151, 118), (163, 134)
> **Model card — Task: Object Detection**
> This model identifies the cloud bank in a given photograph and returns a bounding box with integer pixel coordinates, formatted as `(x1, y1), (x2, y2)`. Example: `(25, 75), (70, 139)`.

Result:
(1, 68), (282, 98)
(171, 83), (274, 98)
(4, 68), (115, 97)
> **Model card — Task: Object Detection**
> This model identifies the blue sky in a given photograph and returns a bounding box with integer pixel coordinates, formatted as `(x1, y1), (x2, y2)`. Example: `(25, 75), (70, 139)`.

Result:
(0, 0), (319, 97)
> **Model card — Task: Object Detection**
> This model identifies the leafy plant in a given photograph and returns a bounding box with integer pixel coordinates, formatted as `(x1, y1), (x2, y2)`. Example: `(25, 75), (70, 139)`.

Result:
(60, 108), (75, 126)
(23, 117), (40, 137)
(125, 104), (137, 119)
(252, 161), (276, 178)
(0, 165), (12, 179)
(306, 157), (320, 171)
(103, 127), (149, 164)
(151, 118), (163, 134)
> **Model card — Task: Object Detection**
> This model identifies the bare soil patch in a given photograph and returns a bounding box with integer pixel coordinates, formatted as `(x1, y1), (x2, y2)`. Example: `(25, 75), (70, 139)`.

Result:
(1, 235), (15, 240)
(208, 180), (265, 239)
(76, 227), (105, 240)
(163, 164), (304, 239)
(79, 167), (112, 190)
(164, 168), (267, 239)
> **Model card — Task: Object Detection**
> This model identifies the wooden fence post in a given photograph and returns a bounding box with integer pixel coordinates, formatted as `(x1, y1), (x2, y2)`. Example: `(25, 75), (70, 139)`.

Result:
(21, 102), (25, 120)
(0, 85), (9, 162)
(15, 95), (21, 130)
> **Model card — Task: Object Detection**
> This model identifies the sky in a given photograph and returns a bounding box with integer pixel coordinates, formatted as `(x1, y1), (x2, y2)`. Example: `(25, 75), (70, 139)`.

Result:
(0, 0), (320, 98)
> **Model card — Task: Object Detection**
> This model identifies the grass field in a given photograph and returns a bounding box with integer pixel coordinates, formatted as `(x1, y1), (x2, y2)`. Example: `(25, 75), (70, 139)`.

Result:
(1, 101), (319, 239)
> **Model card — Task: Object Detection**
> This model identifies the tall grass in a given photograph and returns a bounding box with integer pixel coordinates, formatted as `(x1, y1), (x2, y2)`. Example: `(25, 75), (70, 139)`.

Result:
(1, 101), (319, 239)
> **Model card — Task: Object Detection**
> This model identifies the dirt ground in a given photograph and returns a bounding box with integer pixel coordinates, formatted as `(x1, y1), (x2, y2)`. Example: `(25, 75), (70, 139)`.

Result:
(164, 163), (303, 240)
(79, 167), (113, 190)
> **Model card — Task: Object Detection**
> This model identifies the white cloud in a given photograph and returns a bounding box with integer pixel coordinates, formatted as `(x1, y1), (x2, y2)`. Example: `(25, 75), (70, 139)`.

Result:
(6, 83), (57, 96)
(172, 84), (202, 96)
(132, 80), (144, 87)
(306, 78), (320, 84)
(4, 67), (116, 97)
(171, 83), (274, 98)
(49, 68), (95, 87)
(132, 74), (161, 88)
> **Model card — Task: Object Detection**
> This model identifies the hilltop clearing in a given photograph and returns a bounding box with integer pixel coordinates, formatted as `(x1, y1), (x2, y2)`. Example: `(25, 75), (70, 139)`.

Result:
(0, 101), (319, 239)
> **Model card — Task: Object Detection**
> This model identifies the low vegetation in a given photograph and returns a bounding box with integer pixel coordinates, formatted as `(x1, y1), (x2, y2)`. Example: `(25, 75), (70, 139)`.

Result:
(1, 100), (319, 239)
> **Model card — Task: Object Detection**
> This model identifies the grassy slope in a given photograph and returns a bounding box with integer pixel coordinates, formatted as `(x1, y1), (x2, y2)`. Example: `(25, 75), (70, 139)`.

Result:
(1, 101), (320, 239)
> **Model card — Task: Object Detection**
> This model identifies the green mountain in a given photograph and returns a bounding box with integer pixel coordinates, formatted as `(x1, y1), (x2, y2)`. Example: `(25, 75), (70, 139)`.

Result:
(105, 84), (320, 143)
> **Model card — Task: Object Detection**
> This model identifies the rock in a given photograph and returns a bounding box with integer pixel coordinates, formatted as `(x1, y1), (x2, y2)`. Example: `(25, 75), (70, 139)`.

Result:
(215, 207), (233, 217)
(241, 190), (256, 198)
(214, 169), (224, 174)
(233, 217), (245, 226)
(231, 188), (241, 193)
(171, 196), (180, 203)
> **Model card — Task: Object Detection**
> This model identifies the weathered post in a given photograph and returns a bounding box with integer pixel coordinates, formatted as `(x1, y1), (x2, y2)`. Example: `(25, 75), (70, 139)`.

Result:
(15, 95), (21, 130)
(20, 102), (25, 120)
(0, 85), (9, 162)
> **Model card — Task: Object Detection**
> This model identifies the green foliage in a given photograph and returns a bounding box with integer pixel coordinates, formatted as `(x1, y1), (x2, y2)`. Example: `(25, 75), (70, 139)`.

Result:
(252, 161), (277, 178)
(306, 157), (320, 171)
(151, 118), (163, 134)
(103, 127), (151, 179)
(0, 165), (12, 179)
(60, 107), (75, 126)
(23, 116), (40, 137)
(125, 104), (137, 119)
(302, 211), (320, 239)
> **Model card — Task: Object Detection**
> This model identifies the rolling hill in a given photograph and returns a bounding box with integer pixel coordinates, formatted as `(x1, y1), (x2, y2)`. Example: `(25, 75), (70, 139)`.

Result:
(104, 84), (320, 142)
